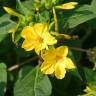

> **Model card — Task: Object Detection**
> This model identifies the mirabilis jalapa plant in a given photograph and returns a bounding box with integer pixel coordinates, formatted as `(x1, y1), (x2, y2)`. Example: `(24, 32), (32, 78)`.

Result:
(3, 0), (78, 79)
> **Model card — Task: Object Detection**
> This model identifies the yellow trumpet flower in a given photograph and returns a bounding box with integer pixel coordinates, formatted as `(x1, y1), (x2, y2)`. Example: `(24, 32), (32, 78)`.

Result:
(41, 46), (75, 79)
(55, 2), (78, 10)
(21, 23), (57, 54)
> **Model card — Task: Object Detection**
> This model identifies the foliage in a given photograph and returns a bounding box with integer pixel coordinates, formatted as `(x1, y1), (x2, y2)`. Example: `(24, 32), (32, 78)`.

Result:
(0, 0), (96, 96)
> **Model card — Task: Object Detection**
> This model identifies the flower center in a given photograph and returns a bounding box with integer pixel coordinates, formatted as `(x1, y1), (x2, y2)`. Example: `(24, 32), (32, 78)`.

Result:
(55, 55), (63, 63)
(37, 37), (43, 43)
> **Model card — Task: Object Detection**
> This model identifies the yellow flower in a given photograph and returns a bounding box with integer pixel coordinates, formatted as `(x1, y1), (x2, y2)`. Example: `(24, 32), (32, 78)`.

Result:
(55, 2), (78, 10)
(41, 46), (75, 79)
(21, 23), (57, 54)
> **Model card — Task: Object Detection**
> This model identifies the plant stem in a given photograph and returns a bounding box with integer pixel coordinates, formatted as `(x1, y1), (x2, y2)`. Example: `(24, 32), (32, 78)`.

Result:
(70, 46), (94, 54)
(8, 56), (38, 71)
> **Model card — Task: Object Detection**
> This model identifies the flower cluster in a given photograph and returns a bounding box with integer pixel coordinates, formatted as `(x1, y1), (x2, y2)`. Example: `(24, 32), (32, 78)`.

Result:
(4, 1), (78, 79)
(21, 23), (75, 79)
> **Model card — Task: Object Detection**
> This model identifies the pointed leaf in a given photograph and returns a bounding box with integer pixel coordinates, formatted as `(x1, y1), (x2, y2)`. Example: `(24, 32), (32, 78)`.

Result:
(0, 63), (7, 96)
(14, 66), (52, 96)
(0, 14), (16, 42)
(16, 0), (32, 16)
(62, 5), (96, 28)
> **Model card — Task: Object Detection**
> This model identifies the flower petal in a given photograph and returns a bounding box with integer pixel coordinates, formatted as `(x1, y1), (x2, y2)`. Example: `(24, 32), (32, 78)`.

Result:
(21, 40), (35, 51)
(55, 63), (66, 79)
(41, 61), (55, 74)
(21, 26), (37, 40)
(41, 49), (56, 61)
(34, 23), (48, 37)
(65, 57), (75, 69)
(56, 46), (68, 57)
(43, 31), (57, 45)
(35, 44), (44, 54)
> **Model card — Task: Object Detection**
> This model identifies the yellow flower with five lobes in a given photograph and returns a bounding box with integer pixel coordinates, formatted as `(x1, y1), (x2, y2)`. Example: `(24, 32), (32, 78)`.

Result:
(21, 23), (57, 54)
(41, 46), (75, 79)
(55, 2), (78, 10)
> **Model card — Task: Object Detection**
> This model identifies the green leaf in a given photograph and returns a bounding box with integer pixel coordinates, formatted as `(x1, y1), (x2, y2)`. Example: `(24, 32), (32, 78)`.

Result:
(87, 0), (96, 29)
(0, 14), (16, 42)
(84, 68), (96, 93)
(91, 0), (96, 14)
(14, 66), (52, 96)
(62, 5), (96, 28)
(16, 0), (32, 16)
(79, 68), (96, 96)
(84, 68), (96, 86)
(0, 14), (10, 22)
(39, 11), (50, 23)
(0, 63), (7, 96)
(18, 65), (34, 80)
(22, 0), (34, 10)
